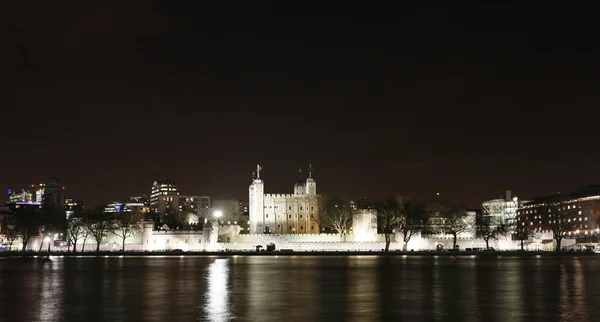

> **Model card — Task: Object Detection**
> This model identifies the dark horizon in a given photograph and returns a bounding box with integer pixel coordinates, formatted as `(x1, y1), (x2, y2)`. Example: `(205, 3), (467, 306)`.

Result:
(2, 2), (599, 208)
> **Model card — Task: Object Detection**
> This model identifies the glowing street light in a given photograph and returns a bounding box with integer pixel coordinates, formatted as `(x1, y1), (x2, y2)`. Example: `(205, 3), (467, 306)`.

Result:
(214, 210), (223, 225)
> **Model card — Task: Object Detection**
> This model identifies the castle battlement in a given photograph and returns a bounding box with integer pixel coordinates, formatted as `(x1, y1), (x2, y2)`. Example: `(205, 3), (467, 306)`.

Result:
(264, 193), (295, 198)
(263, 193), (320, 199)
(240, 233), (341, 237)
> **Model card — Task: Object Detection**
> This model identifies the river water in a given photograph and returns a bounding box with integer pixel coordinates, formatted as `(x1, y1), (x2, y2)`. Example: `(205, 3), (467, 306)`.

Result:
(0, 255), (598, 321)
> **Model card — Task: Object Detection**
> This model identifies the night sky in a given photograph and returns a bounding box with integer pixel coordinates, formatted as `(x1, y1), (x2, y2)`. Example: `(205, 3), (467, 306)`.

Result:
(2, 2), (598, 208)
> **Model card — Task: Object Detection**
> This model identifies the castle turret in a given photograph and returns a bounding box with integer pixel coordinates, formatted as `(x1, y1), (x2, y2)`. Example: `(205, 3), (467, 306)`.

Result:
(294, 168), (306, 195)
(249, 165), (265, 234)
(306, 164), (316, 196)
(142, 220), (154, 251)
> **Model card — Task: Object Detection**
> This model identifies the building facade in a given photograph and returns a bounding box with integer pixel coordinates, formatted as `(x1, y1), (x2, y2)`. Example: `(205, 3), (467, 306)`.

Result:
(150, 177), (179, 211)
(156, 195), (210, 215)
(249, 165), (321, 234)
(8, 183), (46, 204)
(482, 190), (525, 234)
(43, 177), (66, 208)
(517, 185), (600, 245)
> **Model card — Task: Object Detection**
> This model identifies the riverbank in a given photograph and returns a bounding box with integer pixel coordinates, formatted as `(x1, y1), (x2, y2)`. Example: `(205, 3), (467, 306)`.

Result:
(0, 250), (597, 258)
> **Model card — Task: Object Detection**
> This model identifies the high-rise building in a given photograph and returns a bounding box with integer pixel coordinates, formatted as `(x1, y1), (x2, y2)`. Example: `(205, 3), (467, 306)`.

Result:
(150, 177), (179, 211)
(43, 177), (66, 208)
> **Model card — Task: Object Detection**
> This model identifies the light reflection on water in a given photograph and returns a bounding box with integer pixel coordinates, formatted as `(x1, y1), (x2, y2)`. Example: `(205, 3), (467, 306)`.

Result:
(204, 259), (231, 322)
(1, 256), (600, 321)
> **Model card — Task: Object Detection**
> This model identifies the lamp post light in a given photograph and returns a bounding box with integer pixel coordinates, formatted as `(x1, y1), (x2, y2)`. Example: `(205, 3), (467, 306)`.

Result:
(214, 210), (223, 226)
(213, 210), (223, 243)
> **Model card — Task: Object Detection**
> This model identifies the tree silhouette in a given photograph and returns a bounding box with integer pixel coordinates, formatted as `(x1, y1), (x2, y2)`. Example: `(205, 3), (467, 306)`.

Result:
(480, 216), (507, 250)
(375, 197), (404, 252)
(514, 225), (534, 251)
(2, 216), (19, 250)
(397, 199), (426, 251)
(321, 196), (354, 241)
(543, 201), (577, 251)
(112, 212), (142, 251)
(67, 211), (89, 252)
(87, 210), (114, 252)
(439, 203), (473, 250)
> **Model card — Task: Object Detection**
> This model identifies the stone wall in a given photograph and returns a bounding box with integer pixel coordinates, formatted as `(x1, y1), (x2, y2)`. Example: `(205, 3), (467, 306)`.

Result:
(5, 224), (580, 253)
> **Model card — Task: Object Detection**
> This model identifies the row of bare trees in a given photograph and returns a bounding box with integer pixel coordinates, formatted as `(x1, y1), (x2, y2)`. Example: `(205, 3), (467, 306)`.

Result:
(65, 211), (142, 252)
(317, 196), (477, 252)
(2, 206), (66, 251)
(3, 206), (142, 252)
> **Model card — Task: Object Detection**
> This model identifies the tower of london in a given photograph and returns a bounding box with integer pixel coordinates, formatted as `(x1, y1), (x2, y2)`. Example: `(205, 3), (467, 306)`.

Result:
(248, 165), (321, 234)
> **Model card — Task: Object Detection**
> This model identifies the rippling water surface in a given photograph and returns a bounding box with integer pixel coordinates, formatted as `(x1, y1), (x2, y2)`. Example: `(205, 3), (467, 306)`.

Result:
(1, 255), (599, 321)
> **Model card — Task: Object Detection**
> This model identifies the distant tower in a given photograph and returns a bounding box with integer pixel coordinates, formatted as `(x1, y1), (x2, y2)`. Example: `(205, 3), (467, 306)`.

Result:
(248, 164), (265, 234)
(306, 164), (316, 196)
(43, 177), (65, 208)
(294, 168), (306, 195)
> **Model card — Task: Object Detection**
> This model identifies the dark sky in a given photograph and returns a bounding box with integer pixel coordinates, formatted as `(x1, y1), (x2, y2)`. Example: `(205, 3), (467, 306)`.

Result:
(1, 2), (598, 208)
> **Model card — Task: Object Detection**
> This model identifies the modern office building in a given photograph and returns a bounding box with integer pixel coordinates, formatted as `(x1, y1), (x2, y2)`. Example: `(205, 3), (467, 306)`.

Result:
(517, 185), (600, 241)
(482, 190), (526, 234)
(150, 177), (179, 211)
(155, 195), (209, 215)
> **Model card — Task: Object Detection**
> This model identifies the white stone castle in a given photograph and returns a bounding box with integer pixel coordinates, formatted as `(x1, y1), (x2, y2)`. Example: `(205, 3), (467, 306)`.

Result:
(9, 165), (526, 252)
(249, 164), (321, 234)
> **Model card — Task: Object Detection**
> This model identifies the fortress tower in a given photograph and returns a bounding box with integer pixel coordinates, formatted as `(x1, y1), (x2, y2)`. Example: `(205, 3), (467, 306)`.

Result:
(249, 165), (265, 234)
(248, 164), (321, 234)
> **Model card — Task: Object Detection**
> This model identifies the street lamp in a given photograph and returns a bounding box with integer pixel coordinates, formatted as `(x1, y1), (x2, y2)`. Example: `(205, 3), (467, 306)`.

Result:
(214, 210), (223, 226)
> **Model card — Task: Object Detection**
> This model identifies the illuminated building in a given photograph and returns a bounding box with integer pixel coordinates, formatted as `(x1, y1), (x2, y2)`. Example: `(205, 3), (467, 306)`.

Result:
(7, 184), (46, 204)
(249, 165), (321, 234)
(482, 190), (526, 234)
(130, 194), (149, 205)
(64, 198), (84, 219)
(156, 195), (210, 215)
(104, 202), (149, 217)
(517, 185), (600, 244)
(150, 177), (179, 211)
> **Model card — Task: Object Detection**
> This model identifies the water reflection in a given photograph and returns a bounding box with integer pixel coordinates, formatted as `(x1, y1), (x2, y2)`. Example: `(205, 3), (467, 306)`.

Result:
(497, 261), (522, 322)
(1, 256), (600, 321)
(204, 258), (232, 321)
(560, 259), (589, 322)
(346, 256), (379, 322)
(36, 258), (64, 322)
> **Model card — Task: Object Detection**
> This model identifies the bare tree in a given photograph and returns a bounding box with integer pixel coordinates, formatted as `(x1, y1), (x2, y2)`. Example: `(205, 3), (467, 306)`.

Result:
(88, 211), (114, 252)
(543, 202), (577, 252)
(397, 199), (426, 251)
(439, 203), (473, 250)
(79, 220), (92, 252)
(112, 212), (142, 252)
(15, 206), (41, 251)
(514, 225), (534, 251)
(321, 196), (354, 241)
(2, 216), (19, 250)
(67, 214), (88, 252)
(480, 216), (507, 250)
(375, 197), (404, 252)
